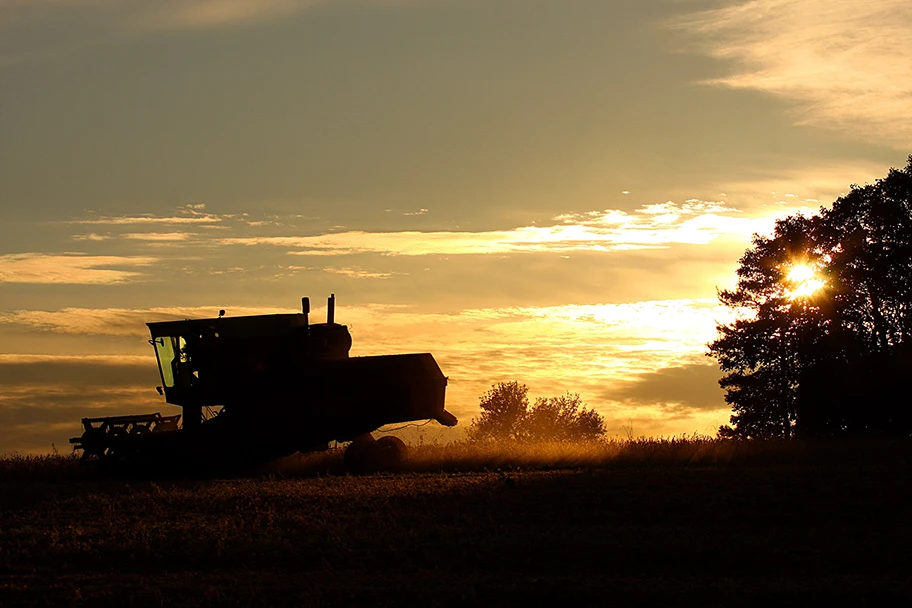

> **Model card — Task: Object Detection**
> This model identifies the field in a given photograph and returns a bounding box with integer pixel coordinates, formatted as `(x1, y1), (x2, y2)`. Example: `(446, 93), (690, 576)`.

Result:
(2, 438), (911, 606)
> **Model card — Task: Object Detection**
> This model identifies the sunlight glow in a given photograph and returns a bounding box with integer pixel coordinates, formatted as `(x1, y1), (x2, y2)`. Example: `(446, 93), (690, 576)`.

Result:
(785, 263), (825, 299)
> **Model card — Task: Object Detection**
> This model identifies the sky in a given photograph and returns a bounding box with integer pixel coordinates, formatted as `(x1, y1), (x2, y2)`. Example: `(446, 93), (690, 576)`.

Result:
(1, 0), (910, 454)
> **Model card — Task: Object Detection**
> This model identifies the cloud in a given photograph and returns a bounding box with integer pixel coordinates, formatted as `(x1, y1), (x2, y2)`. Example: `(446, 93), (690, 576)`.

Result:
(138, 0), (323, 31)
(0, 306), (288, 336)
(1, 0), (442, 44)
(675, 0), (912, 148)
(0, 0), (325, 33)
(610, 362), (726, 412)
(0, 354), (157, 387)
(0, 355), (166, 454)
(121, 232), (196, 242)
(70, 214), (221, 225)
(717, 161), (890, 207)
(72, 233), (112, 242)
(220, 201), (787, 256)
(0, 253), (156, 284)
(65, 210), (231, 244)
(325, 267), (396, 279)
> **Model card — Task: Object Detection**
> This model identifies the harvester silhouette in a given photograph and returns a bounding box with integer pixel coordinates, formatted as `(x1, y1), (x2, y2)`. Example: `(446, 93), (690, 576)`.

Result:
(70, 295), (457, 473)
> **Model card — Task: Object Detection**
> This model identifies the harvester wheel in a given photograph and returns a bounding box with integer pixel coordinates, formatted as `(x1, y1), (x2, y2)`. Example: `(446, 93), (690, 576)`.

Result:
(343, 435), (408, 473)
(343, 435), (381, 474)
(375, 436), (408, 469)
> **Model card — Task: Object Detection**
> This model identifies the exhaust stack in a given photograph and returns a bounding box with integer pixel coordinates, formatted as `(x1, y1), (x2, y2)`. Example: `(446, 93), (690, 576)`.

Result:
(327, 293), (335, 325)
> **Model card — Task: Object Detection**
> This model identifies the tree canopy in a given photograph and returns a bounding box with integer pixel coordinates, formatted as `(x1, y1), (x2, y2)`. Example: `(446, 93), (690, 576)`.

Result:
(709, 156), (912, 438)
(467, 381), (606, 443)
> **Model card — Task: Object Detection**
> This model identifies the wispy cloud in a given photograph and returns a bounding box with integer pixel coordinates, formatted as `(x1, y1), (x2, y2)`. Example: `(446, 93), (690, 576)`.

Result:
(73, 231), (199, 244)
(0, 0), (325, 33)
(675, 0), (912, 148)
(70, 214), (221, 225)
(220, 201), (784, 256)
(0, 354), (156, 384)
(121, 232), (196, 242)
(71, 233), (112, 242)
(0, 306), (288, 335)
(0, 253), (156, 284)
(1, 0), (441, 49)
(716, 161), (889, 208)
(137, 0), (323, 31)
(325, 267), (396, 279)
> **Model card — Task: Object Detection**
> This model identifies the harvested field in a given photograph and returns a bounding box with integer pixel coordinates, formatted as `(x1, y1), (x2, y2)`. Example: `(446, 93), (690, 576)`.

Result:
(1, 439), (910, 606)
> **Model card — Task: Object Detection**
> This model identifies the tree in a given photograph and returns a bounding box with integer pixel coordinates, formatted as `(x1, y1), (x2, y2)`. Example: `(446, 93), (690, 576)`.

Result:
(467, 382), (607, 442)
(522, 394), (606, 443)
(467, 381), (530, 442)
(709, 156), (912, 438)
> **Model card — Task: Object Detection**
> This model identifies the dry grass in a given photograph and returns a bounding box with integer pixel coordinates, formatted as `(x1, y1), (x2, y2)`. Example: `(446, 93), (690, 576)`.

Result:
(400, 436), (767, 471)
(266, 436), (746, 478)
(1, 438), (910, 606)
(265, 435), (902, 478)
(0, 452), (97, 483)
(3, 436), (905, 482)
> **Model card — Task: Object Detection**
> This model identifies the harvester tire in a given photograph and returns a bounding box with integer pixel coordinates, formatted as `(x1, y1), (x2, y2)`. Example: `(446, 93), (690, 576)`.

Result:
(375, 436), (407, 469)
(344, 436), (381, 474)
(343, 435), (408, 473)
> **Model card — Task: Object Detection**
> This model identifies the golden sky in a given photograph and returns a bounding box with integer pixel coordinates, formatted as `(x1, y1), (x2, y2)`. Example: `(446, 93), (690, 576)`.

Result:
(1, 0), (909, 453)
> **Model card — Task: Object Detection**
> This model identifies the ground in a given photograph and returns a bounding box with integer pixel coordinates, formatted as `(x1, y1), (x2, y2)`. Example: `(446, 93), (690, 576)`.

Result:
(1, 441), (910, 606)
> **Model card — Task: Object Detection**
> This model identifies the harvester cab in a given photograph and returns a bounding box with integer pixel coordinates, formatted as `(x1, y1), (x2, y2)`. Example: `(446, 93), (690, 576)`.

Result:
(147, 295), (353, 429)
(71, 295), (457, 473)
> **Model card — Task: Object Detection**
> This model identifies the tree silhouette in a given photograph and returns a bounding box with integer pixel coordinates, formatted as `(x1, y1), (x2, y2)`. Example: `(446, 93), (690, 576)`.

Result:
(467, 382), (606, 442)
(710, 156), (912, 438)
(467, 381), (530, 442)
(522, 393), (606, 443)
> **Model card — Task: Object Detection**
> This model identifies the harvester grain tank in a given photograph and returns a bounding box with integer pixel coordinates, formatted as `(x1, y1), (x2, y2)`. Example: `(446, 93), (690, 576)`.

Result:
(70, 295), (457, 472)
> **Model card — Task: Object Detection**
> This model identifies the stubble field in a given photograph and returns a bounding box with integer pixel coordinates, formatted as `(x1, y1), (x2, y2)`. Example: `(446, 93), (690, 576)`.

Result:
(1, 439), (910, 606)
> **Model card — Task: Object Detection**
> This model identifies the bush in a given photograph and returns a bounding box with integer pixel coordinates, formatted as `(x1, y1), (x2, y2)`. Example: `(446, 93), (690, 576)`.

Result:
(467, 381), (606, 443)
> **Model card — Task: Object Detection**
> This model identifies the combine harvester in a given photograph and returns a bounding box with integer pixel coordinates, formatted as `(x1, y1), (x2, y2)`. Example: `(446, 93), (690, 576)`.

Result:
(70, 295), (457, 473)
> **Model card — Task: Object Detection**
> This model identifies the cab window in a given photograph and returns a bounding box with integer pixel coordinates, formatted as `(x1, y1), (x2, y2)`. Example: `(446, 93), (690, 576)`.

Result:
(153, 337), (178, 387)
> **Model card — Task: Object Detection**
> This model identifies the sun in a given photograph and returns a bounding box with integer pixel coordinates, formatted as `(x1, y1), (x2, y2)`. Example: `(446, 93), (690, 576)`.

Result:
(785, 263), (825, 299)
